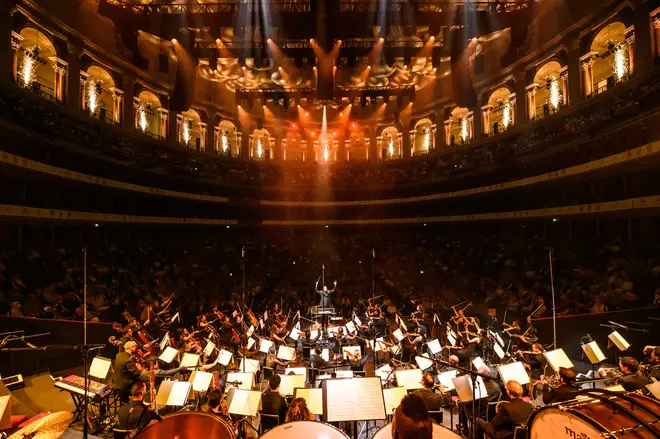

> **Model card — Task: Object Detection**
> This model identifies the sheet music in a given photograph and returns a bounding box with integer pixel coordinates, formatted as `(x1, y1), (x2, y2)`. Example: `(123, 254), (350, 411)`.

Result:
(427, 339), (442, 355)
(247, 325), (255, 338)
(395, 368), (423, 390)
(259, 338), (274, 353)
(310, 330), (319, 340)
(495, 332), (504, 347)
(159, 346), (178, 364)
(321, 348), (330, 362)
(646, 382), (660, 399)
(494, 343), (505, 359)
(447, 332), (456, 347)
(247, 337), (256, 350)
(167, 381), (191, 406)
(180, 353), (200, 368)
(89, 357), (112, 380)
(289, 327), (301, 341)
(391, 344), (401, 355)
(472, 357), (486, 370)
(285, 367), (307, 382)
(336, 370), (354, 378)
(345, 321), (356, 334)
(582, 341), (606, 364)
(605, 384), (626, 392)
(353, 314), (362, 327)
(383, 387), (407, 415)
(415, 355), (434, 371)
(159, 332), (169, 351)
(227, 389), (262, 417)
(227, 372), (254, 391)
(375, 364), (393, 383)
(392, 329), (404, 342)
(294, 388), (323, 415)
(497, 362), (530, 385)
(342, 346), (361, 360)
(218, 349), (233, 366)
(324, 377), (386, 422)
(277, 345), (296, 361)
(278, 374), (305, 397)
(608, 331), (631, 351)
(239, 358), (260, 374)
(203, 340), (216, 357)
(328, 326), (341, 338)
(453, 375), (488, 402)
(544, 348), (574, 372)
(191, 370), (213, 392)
(438, 370), (458, 391)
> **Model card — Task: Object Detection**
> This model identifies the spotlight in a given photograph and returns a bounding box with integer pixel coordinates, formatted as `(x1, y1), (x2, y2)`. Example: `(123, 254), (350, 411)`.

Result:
(379, 37), (384, 43)
(337, 40), (342, 45)
(292, 123), (296, 128)
(216, 38), (221, 44)
(171, 38), (178, 44)
(429, 36), (435, 42)
(310, 38), (315, 45)
(237, 104), (241, 108)
(267, 38), (272, 43)
(352, 123), (356, 128)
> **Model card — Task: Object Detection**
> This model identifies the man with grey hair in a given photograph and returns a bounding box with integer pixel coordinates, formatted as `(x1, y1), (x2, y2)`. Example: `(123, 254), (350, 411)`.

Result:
(476, 380), (533, 439)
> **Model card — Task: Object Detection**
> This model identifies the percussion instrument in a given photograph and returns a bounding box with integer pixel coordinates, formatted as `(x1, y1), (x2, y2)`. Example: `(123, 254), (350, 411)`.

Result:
(260, 420), (348, 439)
(134, 412), (236, 439)
(528, 390), (660, 439)
(372, 422), (460, 439)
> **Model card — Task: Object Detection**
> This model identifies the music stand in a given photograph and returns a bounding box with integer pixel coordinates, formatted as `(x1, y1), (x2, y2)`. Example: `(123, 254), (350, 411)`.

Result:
(159, 346), (178, 364)
(227, 372), (254, 391)
(375, 364), (393, 384)
(322, 376), (386, 422)
(217, 349), (233, 366)
(259, 338), (273, 354)
(278, 374), (305, 397)
(415, 355), (434, 371)
(240, 358), (260, 374)
(544, 348), (575, 373)
(383, 387), (407, 415)
(497, 362), (530, 385)
(336, 370), (354, 378)
(89, 356), (112, 381)
(342, 346), (361, 360)
(277, 345), (296, 362)
(190, 370), (214, 392)
(646, 382), (660, 399)
(203, 340), (215, 357)
(180, 353), (200, 368)
(471, 356), (486, 370)
(395, 368), (423, 390)
(582, 341), (606, 364)
(452, 375), (488, 402)
(155, 381), (192, 407)
(159, 332), (169, 351)
(285, 367), (308, 383)
(438, 370), (458, 391)
(427, 339), (442, 355)
(226, 388), (262, 417)
(493, 343), (506, 360)
(608, 331), (630, 351)
(293, 388), (323, 415)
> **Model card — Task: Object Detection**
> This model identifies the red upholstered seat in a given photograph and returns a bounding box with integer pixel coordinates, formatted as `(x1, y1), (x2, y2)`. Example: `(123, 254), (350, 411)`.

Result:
(9, 414), (28, 428)
(18, 412), (49, 428)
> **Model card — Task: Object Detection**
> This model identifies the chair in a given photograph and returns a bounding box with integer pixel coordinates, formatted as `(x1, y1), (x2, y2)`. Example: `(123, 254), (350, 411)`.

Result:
(259, 413), (280, 434)
(513, 425), (528, 439)
(428, 410), (444, 425)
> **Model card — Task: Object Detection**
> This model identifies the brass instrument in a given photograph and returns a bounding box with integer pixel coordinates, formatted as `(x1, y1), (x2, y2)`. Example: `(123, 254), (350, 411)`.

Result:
(598, 366), (624, 383)
(540, 374), (562, 389)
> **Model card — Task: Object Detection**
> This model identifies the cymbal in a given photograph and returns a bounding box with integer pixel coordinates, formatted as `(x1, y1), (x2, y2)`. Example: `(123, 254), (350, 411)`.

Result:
(9, 411), (74, 439)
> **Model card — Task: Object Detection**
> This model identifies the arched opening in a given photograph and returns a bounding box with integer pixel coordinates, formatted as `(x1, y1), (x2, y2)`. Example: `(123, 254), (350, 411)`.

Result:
(486, 87), (514, 135)
(348, 132), (369, 162)
(413, 119), (434, 155)
(380, 126), (402, 160)
(136, 91), (163, 140)
(179, 109), (202, 150)
(218, 120), (239, 157)
(314, 132), (337, 163)
(284, 131), (305, 162)
(16, 28), (57, 100)
(251, 129), (271, 160)
(589, 22), (629, 95)
(531, 61), (564, 120)
(84, 66), (116, 124)
(447, 107), (471, 146)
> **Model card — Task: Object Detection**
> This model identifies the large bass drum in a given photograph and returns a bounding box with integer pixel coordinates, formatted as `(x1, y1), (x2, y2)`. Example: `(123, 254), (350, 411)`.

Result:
(134, 412), (236, 439)
(260, 420), (349, 439)
(529, 390), (660, 439)
(372, 422), (461, 439)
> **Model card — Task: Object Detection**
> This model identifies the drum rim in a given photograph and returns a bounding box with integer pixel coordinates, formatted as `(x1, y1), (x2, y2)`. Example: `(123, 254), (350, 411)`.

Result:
(527, 404), (609, 436)
(136, 411), (235, 438)
(260, 420), (349, 438)
(372, 421), (458, 437)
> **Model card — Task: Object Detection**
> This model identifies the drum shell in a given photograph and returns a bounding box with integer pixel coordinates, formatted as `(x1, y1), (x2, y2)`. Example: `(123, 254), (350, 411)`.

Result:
(372, 422), (460, 439)
(134, 412), (236, 439)
(259, 420), (349, 439)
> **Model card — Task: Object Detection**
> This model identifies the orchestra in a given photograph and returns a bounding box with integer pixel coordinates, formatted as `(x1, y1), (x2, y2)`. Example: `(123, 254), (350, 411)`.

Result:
(39, 276), (657, 439)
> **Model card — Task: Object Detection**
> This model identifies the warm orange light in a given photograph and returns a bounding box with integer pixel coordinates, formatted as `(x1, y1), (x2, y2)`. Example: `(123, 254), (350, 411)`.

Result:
(171, 38), (178, 44)
(337, 40), (342, 45)
(267, 38), (272, 44)
(216, 38), (221, 44)
(237, 104), (241, 108)
(429, 36), (435, 42)
(379, 37), (384, 43)
(352, 123), (356, 128)
(292, 123), (296, 128)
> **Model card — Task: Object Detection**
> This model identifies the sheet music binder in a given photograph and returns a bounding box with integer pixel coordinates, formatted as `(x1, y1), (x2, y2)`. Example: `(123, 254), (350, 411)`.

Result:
(156, 381), (191, 406)
(582, 340), (606, 364)
(226, 388), (262, 417)
(277, 345), (296, 361)
(438, 370), (458, 391)
(218, 349), (233, 366)
(294, 388), (323, 415)
(240, 358), (260, 373)
(427, 339), (442, 355)
(497, 362), (530, 385)
(322, 376), (386, 422)
(159, 346), (178, 364)
(285, 367), (308, 382)
(180, 353), (200, 368)
(89, 356), (112, 380)
(190, 370), (213, 392)
(544, 348), (575, 372)
(278, 374), (305, 397)
(383, 387), (407, 415)
(395, 368), (423, 390)
(452, 375), (488, 402)
(608, 331), (630, 351)
(226, 372), (254, 391)
(415, 355), (434, 371)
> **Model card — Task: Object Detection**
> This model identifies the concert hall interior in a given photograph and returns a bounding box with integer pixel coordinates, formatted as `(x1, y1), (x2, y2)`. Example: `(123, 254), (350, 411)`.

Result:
(2, 0), (660, 438)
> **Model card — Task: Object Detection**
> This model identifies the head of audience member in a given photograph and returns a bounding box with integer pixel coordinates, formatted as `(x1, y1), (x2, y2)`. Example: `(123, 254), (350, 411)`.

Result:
(558, 367), (576, 385)
(208, 390), (223, 413)
(619, 357), (639, 375)
(392, 394), (432, 439)
(130, 382), (146, 402)
(269, 375), (282, 392)
(448, 355), (459, 367)
(286, 398), (315, 422)
(505, 380), (523, 400)
(123, 340), (137, 355)
(421, 373), (435, 390)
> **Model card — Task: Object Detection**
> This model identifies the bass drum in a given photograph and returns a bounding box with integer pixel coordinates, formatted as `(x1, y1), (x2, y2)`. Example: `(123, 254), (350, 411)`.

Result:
(260, 420), (349, 439)
(373, 422), (460, 439)
(134, 412), (236, 439)
(529, 391), (660, 439)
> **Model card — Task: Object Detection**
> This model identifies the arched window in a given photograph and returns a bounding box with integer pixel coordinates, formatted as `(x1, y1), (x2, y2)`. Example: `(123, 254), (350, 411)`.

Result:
(380, 126), (402, 160)
(250, 129), (271, 160)
(446, 107), (472, 146)
(348, 132), (368, 162)
(284, 131), (305, 162)
(84, 66), (116, 124)
(530, 61), (564, 120)
(217, 120), (240, 157)
(16, 28), (58, 101)
(485, 87), (514, 135)
(588, 22), (630, 96)
(314, 132), (337, 163)
(179, 109), (203, 150)
(136, 91), (163, 140)
(413, 119), (434, 155)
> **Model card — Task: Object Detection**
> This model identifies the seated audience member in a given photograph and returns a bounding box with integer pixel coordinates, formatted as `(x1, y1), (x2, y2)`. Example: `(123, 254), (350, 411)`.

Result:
(285, 397), (316, 422)
(392, 394), (432, 439)
(476, 380), (533, 439)
(261, 375), (287, 430)
(117, 382), (161, 434)
(543, 367), (580, 404)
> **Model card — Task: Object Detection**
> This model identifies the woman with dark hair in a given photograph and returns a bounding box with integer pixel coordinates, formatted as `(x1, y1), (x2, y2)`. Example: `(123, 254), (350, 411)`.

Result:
(285, 398), (315, 422)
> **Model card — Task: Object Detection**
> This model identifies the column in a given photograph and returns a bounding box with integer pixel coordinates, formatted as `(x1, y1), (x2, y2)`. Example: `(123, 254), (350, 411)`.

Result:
(473, 98), (482, 139)
(160, 108), (169, 140)
(111, 88), (123, 124)
(467, 112), (474, 141)
(567, 38), (582, 104)
(122, 75), (134, 128)
(214, 126), (221, 154)
(0, 13), (15, 84)
(580, 54), (595, 98)
(509, 94), (516, 127)
(376, 135), (383, 160)
(402, 122), (411, 158)
(515, 73), (527, 126)
(66, 41), (81, 111)
(274, 132), (283, 162)
(240, 123), (250, 159)
(176, 114), (184, 146)
(79, 71), (89, 111)
(560, 66), (569, 106)
(49, 57), (68, 103)
(526, 85), (537, 120)
(343, 139), (350, 162)
(443, 119), (451, 147)
(199, 122), (207, 151)
(206, 110), (216, 151)
(431, 125), (437, 149)
(168, 109), (178, 147)
(435, 107), (445, 149)
(369, 127), (377, 162)
(632, 2), (653, 73)
(10, 31), (24, 83)
(133, 96), (141, 130)
(409, 129), (416, 156)
(624, 26), (635, 75)
(481, 105), (490, 136)
(653, 10), (660, 61)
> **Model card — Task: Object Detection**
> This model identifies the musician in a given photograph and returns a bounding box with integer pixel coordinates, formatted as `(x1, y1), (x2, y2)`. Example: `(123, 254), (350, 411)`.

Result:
(504, 320), (521, 337)
(285, 398), (315, 422)
(411, 373), (449, 414)
(618, 357), (649, 391)
(315, 280), (337, 336)
(113, 341), (144, 402)
(542, 367), (580, 404)
(521, 343), (546, 381)
(476, 380), (533, 439)
(391, 394), (433, 439)
(643, 346), (660, 380)
(261, 375), (288, 430)
(206, 390), (231, 424)
(310, 347), (330, 370)
(117, 382), (161, 434)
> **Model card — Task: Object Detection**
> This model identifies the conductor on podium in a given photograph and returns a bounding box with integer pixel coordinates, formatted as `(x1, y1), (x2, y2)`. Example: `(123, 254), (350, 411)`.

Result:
(315, 279), (337, 336)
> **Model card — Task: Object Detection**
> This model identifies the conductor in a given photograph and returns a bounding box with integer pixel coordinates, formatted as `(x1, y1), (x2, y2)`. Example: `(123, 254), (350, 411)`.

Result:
(315, 279), (337, 337)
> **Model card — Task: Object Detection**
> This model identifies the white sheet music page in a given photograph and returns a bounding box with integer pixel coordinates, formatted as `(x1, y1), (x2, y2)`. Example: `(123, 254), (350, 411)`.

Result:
(438, 370), (458, 391)
(289, 327), (301, 341)
(393, 329), (404, 342)
(383, 387), (407, 415)
(395, 368), (424, 390)
(203, 340), (215, 357)
(324, 377), (386, 422)
(294, 388), (323, 415)
(497, 362), (530, 385)
(167, 382), (191, 406)
(472, 357), (486, 370)
(427, 339), (442, 355)
(159, 346), (178, 364)
(259, 338), (273, 353)
(277, 345), (296, 361)
(218, 349), (233, 366)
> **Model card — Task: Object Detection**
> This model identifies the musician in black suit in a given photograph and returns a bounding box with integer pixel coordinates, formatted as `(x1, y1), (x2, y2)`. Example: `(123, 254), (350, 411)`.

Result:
(476, 380), (533, 439)
(543, 367), (580, 404)
(412, 373), (449, 424)
(315, 280), (336, 337)
(618, 357), (649, 391)
(117, 382), (161, 435)
(113, 341), (144, 402)
(261, 375), (288, 431)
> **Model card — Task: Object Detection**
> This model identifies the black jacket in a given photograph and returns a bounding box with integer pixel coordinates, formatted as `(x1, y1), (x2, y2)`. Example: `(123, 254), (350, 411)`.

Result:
(113, 352), (142, 392)
(542, 384), (580, 405)
(411, 388), (449, 411)
(488, 398), (534, 439)
(621, 373), (649, 392)
(261, 390), (287, 430)
(117, 400), (159, 432)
